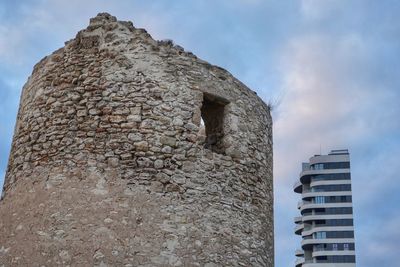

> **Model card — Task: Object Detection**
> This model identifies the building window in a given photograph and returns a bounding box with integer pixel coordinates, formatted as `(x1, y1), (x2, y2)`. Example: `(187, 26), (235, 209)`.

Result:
(332, 243), (338, 251)
(310, 162), (350, 170)
(200, 93), (229, 154)
(312, 184), (352, 192)
(311, 173), (351, 182)
(315, 232), (326, 239)
(344, 243), (349, 251)
(311, 163), (324, 170)
(326, 231), (354, 239)
(315, 196), (325, 204)
(314, 244), (325, 251)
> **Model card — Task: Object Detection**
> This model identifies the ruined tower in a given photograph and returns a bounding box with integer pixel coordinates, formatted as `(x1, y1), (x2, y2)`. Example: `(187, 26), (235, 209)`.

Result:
(0, 13), (273, 266)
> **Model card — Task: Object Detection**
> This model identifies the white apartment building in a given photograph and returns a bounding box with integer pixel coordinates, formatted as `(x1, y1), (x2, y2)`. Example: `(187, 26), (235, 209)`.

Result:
(294, 149), (356, 267)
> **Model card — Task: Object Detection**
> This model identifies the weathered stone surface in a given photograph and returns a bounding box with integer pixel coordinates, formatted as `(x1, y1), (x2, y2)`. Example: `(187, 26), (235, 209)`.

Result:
(0, 12), (273, 267)
(160, 136), (177, 147)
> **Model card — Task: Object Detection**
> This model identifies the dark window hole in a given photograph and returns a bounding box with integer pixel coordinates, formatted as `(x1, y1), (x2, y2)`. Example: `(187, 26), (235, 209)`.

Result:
(200, 93), (229, 154)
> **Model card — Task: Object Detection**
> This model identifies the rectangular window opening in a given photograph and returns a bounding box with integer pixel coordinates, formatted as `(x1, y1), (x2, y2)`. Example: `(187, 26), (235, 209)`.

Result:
(200, 93), (229, 154)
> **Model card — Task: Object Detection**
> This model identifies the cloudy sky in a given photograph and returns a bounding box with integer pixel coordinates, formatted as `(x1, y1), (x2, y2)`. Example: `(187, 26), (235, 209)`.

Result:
(1, 0), (399, 266)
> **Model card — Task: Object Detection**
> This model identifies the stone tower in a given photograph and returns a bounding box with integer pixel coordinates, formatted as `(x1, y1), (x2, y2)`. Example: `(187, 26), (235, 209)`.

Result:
(0, 13), (273, 266)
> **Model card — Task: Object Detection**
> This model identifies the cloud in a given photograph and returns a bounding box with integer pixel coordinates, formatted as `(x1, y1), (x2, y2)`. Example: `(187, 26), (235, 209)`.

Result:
(273, 31), (400, 182)
(300, 0), (345, 20)
(356, 214), (400, 266)
(352, 145), (400, 205)
(0, 25), (25, 64)
(274, 206), (299, 265)
(0, 78), (19, 187)
(234, 0), (263, 5)
(274, 34), (357, 184)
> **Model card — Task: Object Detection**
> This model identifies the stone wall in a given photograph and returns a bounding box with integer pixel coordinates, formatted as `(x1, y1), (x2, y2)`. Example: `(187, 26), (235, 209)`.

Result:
(0, 13), (273, 266)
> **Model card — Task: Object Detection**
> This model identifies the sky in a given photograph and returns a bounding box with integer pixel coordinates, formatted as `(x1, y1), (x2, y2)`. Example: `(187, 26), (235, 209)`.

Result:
(0, 0), (399, 266)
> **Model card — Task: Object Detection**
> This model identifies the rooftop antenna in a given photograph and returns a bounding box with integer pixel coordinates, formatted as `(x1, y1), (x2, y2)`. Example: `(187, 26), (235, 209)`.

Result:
(319, 144), (322, 155)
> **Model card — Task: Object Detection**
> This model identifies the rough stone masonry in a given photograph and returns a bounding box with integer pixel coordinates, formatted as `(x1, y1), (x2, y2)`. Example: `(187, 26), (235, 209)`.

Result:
(0, 13), (273, 266)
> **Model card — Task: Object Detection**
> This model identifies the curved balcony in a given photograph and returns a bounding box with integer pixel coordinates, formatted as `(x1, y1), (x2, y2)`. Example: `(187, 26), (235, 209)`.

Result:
(301, 238), (355, 250)
(297, 201), (303, 209)
(302, 262), (355, 267)
(295, 257), (305, 267)
(299, 169), (350, 184)
(302, 226), (354, 237)
(309, 154), (350, 165)
(312, 249), (355, 257)
(302, 190), (352, 200)
(302, 214), (353, 222)
(294, 180), (302, 193)
(294, 223), (304, 235)
(294, 216), (302, 223)
(295, 249), (304, 256)
(300, 202), (352, 212)
(310, 179), (351, 187)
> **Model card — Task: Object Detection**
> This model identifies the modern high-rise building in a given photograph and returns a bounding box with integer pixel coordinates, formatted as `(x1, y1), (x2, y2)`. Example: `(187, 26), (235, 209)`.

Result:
(294, 149), (356, 266)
